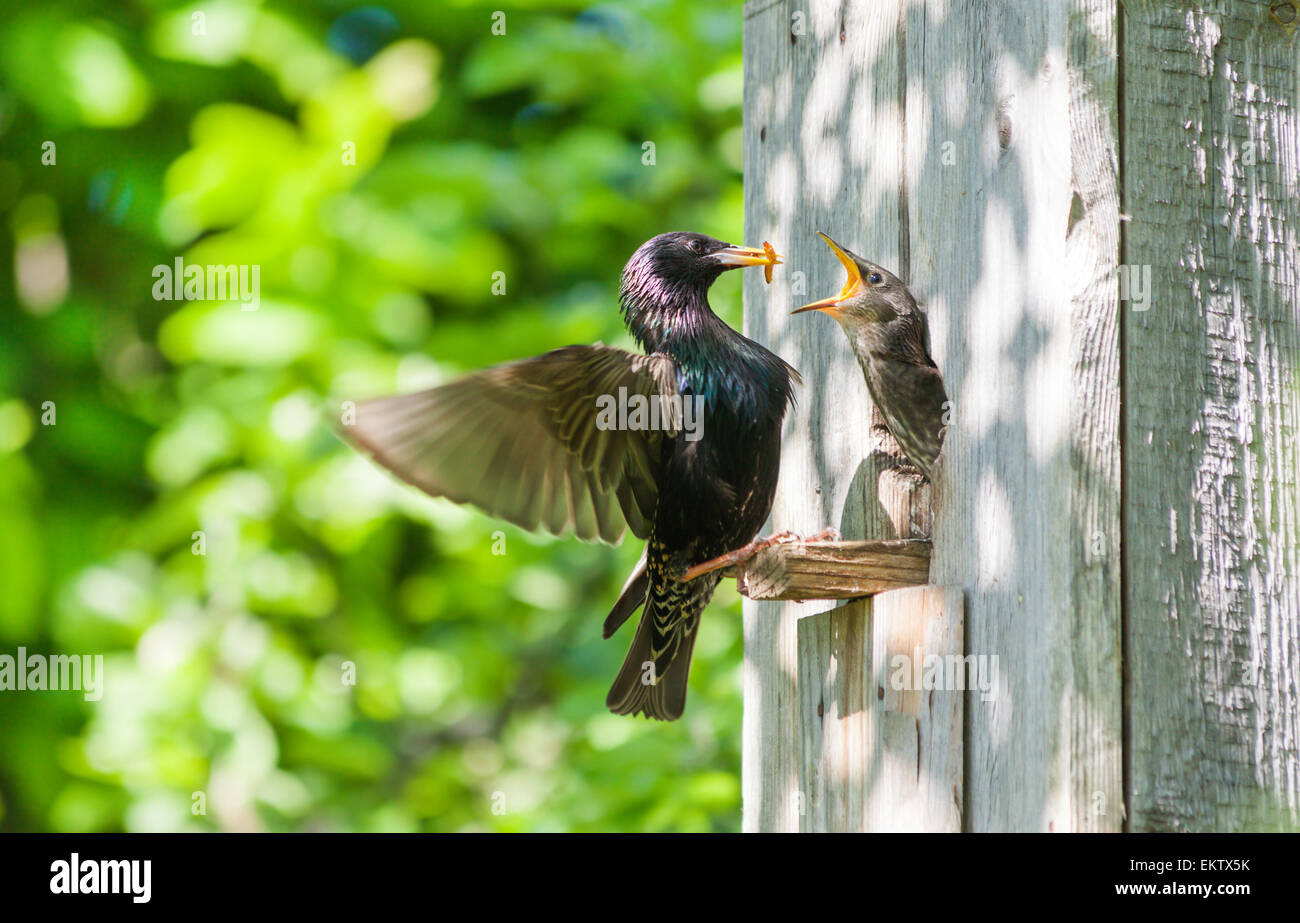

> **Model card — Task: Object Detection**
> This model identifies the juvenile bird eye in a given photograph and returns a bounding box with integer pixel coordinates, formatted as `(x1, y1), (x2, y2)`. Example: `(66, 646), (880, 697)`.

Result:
(689, 239), (705, 253)
(868, 272), (883, 285)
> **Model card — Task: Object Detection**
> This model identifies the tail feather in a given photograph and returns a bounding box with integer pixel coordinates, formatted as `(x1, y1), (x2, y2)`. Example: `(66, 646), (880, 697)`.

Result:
(603, 552), (648, 639)
(605, 596), (700, 721)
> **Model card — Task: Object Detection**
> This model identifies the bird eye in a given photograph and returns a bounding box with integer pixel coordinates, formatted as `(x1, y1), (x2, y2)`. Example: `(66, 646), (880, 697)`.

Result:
(689, 239), (705, 254)
(868, 272), (883, 285)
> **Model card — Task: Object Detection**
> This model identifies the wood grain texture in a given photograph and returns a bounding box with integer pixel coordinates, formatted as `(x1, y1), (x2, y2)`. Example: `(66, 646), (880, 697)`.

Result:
(736, 539), (931, 600)
(797, 586), (964, 831)
(742, 0), (908, 833)
(905, 0), (1124, 832)
(1065, 0), (1125, 835)
(743, 0), (1124, 831)
(1123, 0), (1300, 831)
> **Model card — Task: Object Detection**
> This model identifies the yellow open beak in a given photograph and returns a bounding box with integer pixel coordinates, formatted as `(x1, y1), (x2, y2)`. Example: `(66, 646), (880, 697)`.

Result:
(713, 244), (783, 269)
(791, 232), (863, 314)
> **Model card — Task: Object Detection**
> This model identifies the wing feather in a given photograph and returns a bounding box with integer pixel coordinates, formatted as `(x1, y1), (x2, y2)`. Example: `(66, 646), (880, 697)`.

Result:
(343, 345), (678, 542)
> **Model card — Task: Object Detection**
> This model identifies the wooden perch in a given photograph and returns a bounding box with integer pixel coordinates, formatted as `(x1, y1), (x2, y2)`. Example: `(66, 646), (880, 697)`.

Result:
(733, 538), (931, 601)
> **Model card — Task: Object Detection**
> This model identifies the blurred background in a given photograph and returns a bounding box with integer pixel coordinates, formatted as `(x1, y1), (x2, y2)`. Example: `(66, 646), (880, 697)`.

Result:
(0, 0), (751, 832)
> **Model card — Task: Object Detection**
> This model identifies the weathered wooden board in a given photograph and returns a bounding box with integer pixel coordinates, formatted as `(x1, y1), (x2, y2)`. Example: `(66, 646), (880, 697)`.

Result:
(736, 539), (931, 600)
(1123, 1), (1300, 831)
(907, 0), (1124, 833)
(742, 0), (909, 832)
(797, 586), (964, 832)
(897, 0), (1126, 833)
(742, 0), (1124, 831)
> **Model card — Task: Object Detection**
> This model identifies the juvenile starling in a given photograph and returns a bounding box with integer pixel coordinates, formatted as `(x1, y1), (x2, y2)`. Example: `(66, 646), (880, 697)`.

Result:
(793, 232), (947, 478)
(343, 232), (797, 720)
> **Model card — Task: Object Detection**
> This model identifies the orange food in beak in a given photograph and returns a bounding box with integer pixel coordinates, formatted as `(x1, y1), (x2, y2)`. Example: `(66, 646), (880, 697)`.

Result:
(713, 243), (783, 273)
(762, 241), (777, 284)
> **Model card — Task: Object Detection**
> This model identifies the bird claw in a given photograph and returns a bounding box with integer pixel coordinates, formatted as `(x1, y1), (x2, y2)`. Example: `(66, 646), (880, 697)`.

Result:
(770, 526), (840, 546)
(678, 526), (842, 582)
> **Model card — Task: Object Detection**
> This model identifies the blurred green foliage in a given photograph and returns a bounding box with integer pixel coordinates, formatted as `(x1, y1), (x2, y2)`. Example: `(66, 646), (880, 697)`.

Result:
(0, 0), (750, 832)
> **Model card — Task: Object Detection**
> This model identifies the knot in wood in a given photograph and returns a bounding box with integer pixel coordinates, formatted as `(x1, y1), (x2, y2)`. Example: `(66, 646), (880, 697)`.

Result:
(996, 97), (1015, 150)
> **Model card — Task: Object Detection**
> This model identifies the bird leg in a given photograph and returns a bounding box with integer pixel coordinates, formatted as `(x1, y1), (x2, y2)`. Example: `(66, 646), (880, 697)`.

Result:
(678, 527), (841, 582)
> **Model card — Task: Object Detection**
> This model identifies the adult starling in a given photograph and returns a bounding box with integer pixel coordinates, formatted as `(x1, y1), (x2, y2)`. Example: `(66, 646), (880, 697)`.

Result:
(343, 232), (797, 720)
(793, 232), (948, 479)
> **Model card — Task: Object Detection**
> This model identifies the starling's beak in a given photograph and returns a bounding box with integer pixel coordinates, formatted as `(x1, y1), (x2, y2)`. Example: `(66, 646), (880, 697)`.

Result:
(791, 232), (863, 314)
(712, 244), (782, 270)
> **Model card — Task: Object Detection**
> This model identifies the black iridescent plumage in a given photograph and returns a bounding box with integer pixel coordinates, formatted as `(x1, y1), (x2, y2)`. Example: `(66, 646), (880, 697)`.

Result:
(603, 233), (799, 719)
(344, 232), (797, 720)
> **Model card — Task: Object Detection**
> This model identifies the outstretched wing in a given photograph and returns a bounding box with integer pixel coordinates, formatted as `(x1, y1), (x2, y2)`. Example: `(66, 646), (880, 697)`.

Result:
(342, 345), (679, 543)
